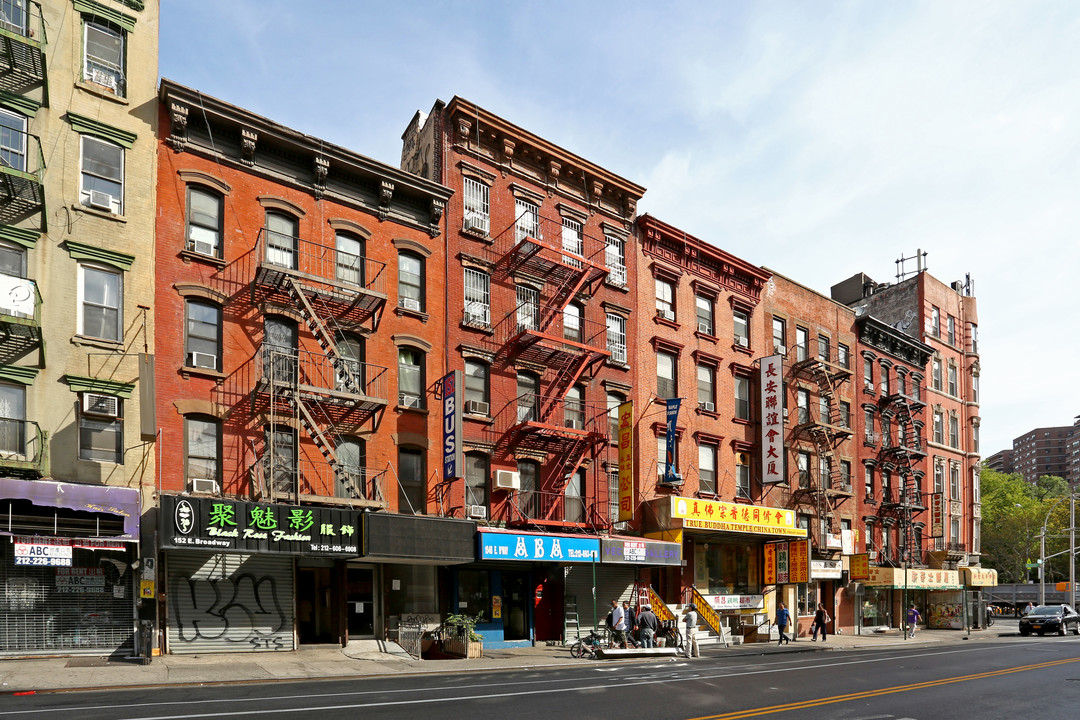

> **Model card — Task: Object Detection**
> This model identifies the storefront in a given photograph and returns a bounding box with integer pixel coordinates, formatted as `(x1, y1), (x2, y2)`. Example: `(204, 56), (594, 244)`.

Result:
(961, 567), (999, 629)
(159, 494), (362, 654)
(0, 479), (141, 656)
(861, 566), (963, 632)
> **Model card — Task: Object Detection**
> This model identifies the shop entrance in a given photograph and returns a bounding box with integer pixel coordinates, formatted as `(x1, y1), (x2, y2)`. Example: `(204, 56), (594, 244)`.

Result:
(502, 572), (530, 641)
(296, 566), (336, 644)
(346, 565), (376, 639)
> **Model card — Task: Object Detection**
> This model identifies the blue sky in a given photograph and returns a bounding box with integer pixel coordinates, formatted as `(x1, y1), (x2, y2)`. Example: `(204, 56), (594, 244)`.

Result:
(161, 0), (1080, 456)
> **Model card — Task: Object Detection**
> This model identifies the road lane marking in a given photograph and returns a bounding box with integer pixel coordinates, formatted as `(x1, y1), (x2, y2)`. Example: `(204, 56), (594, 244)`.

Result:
(685, 656), (1080, 720)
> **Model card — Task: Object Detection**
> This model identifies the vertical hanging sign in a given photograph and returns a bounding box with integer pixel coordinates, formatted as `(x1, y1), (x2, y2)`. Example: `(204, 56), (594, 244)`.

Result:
(930, 492), (944, 538)
(618, 401), (634, 522)
(664, 398), (681, 484)
(760, 355), (785, 483)
(442, 370), (463, 481)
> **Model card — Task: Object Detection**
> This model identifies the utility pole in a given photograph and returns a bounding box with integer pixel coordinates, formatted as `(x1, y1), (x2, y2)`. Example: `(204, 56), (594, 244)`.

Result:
(1040, 527), (1046, 606)
(1071, 496), (1076, 610)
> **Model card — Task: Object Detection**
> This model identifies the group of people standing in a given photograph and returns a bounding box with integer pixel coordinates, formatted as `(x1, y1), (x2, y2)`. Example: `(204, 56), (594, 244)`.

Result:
(607, 599), (661, 649)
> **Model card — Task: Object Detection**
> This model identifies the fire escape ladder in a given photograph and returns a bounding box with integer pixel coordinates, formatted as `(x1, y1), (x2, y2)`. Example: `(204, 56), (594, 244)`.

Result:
(813, 363), (842, 426)
(550, 271), (591, 313)
(294, 395), (340, 469)
(286, 277), (362, 395)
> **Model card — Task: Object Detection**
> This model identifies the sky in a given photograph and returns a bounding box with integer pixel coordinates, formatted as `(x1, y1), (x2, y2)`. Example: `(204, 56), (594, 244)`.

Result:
(160, 0), (1080, 456)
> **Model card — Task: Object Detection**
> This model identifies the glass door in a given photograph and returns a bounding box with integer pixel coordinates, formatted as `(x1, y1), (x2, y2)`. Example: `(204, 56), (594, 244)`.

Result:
(347, 565), (376, 639)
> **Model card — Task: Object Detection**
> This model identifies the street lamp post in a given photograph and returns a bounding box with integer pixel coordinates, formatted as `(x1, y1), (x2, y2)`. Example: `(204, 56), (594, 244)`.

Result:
(1039, 493), (1078, 608)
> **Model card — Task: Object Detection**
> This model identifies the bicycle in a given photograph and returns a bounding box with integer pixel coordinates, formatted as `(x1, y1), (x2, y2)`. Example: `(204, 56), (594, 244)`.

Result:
(570, 628), (605, 659)
(657, 619), (682, 650)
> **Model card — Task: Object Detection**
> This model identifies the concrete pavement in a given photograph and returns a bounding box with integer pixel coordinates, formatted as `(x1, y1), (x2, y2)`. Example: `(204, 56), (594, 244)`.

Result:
(0, 627), (1015, 695)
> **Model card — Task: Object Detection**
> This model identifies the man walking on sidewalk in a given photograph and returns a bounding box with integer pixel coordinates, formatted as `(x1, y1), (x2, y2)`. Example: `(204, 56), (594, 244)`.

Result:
(906, 604), (921, 639)
(775, 602), (791, 645)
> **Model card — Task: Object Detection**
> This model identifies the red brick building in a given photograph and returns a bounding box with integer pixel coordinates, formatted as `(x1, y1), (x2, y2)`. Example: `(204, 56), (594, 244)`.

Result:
(402, 98), (652, 644)
(154, 81), (460, 654)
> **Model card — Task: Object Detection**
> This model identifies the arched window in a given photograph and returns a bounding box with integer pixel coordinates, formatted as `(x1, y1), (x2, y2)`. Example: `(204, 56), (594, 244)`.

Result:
(186, 186), (223, 257)
(465, 453), (489, 510)
(265, 211), (298, 269)
(184, 415), (221, 492)
(564, 384), (585, 429)
(464, 359), (489, 414)
(263, 316), (297, 383)
(398, 347), (425, 409)
(517, 372), (539, 423)
(184, 299), (221, 371)
(398, 252), (424, 311)
(335, 437), (367, 499)
(398, 446), (425, 514)
(565, 468), (585, 523)
(517, 459), (539, 519)
(335, 232), (365, 287)
(335, 333), (365, 394)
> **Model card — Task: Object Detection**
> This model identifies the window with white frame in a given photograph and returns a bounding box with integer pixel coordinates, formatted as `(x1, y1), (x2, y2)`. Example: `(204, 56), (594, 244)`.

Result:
(932, 357), (942, 390)
(517, 372), (539, 423)
(605, 234), (626, 285)
(657, 351), (676, 399)
(516, 284), (539, 331)
(0, 382), (26, 456)
(398, 347), (425, 408)
(186, 187), (223, 257)
(657, 434), (678, 478)
(699, 443), (717, 495)
(608, 467), (621, 526)
(79, 393), (122, 463)
(564, 384), (585, 429)
(0, 1), (28, 36)
(947, 362), (958, 396)
(463, 268), (490, 326)
(820, 455), (831, 490)
(736, 452), (751, 499)
(735, 375), (750, 420)
(972, 373), (979, 403)
(83, 19), (125, 96)
(949, 414), (959, 448)
(398, 252), (424, 311)
(697, 365), (715, 410)
(773, 316), (786, 354)
(864, 408), (875, 442)
(949, 461), (960, 498)
(797, 387), (810, 424)
(335, 232), (364, 287)
(947, 315), (956, 345)
(607, 391), (624, 443)
(838, 343), (850, 368)
(80, 136), (123, 214)
(733, 309), (749, 347)
(931, 306), (940, 338)
(464, 452), (489, 509)
(335, 436), (366, 499)
(796, 326), (809, 362)
(933, 411), (944, 444)
(696, 295), (714, 335)
(464, 359), (488, 412)
(950, 517), (961, 546)
(934, 460), (944, 493)
(972, 520), (980, 554)
(606, 313), (626, 364)
(514, 198), (540, 242)
(863, 356), (873, 391)
(972, 423), (979, 453)
(184, 300), (221, 371)
(879, 363), (890, 395)
(78, 264), (122, 341)
(462, 177), (490, 234)
(797, 451), (811, 488)
(972, 467), (981, 503)
(561, 217), (583, 267)
(184, 416), (220, 490)
(565, 468), (585, 523)
(563, 302), (583, 343)
(864, 465), (874, 498)
(817, 334), (830, 362)
(0, 109), (27, 172)
(655, 278), (675, 320)
(840, 460), (851, 490)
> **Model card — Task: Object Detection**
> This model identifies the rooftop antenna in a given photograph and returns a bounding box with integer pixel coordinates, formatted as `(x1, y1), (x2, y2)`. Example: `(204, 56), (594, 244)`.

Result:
(896, 249), (928, 282)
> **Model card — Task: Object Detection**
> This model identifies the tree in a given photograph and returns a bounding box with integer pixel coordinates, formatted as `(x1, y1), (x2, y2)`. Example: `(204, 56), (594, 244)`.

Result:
(1032, 475), (1070, 502)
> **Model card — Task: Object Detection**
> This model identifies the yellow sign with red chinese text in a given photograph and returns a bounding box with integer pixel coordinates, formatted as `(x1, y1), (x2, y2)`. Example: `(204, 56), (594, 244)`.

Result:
(764, 543), (777, 584)
(669, 497), (805, 537)
(618, 402), (634, 522)
(848, 553), (870, 581)
(962, 567), (999, 587)
(865, 567), (961, 589)
(764, 539), (809, 584)
(788, 539), (809, 583)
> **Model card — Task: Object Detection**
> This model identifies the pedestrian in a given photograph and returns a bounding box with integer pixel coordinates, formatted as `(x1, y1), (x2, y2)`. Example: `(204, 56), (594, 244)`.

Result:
(623, 600), (638, 648)
(610, 599), (627, 648)
(775, 602), (791, 645)
(637, 604), (658, 648)
(1024, 601), (1034, 616)
(984, 604), (994, 628)
(906, 604), (921, 639)
(811, 602), (830, 641)
(683, 603), (700, 658)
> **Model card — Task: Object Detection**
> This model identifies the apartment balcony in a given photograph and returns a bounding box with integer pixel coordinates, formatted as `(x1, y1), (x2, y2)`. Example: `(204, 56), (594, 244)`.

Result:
(0, 129), (45, 229)
(501, 488), (611, 529)
(252, 228), (387, 327)
(254, 456), (387, 510)
(492, 213), (609, 302)
(256, 349), (389, 418)
(0, 418), (48, 478)
(0, 271), (40, 357)
(0, 3), (46, 93)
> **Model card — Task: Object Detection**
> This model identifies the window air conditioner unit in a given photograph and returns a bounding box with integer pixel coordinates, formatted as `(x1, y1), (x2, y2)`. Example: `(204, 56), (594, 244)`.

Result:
(868, 551), (878, 560)
(187, 351), (218, 370)
(495, 470), (521, 490)
(88, 189), (114, 211)
(565, 419), (582, 430)
(698, 323), (713, 335)
(465, 309), (489, 326)
(656, 308), (675, 321)
(90, 67), (118, 91)
(82, 392), (119, 417)
(191, 478), (220, 494)
(463, 215), (488, 234)
(468, 504), (488, 520)
(736, 336), (749, 348)
(399, 393), (422, 408)
(188, 238), (216, 256)
(399, 297), (421, 312)
(464, 400), (490, 416)
(775, 345), (787, 356)
(699, 401), (715, 412)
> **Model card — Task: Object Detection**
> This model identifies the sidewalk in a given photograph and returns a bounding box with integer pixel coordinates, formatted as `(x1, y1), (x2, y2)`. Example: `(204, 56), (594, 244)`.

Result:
(0, 628), (1011, 695)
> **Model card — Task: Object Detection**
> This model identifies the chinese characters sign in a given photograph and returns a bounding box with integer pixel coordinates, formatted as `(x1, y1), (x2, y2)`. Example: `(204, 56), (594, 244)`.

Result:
(669, 497), (805, 537)
(765, 539), (809, 584)
(160, 495), (360, 556)
(865, 567), (961, 590)
(930, 492), (944, 538)
(848, 553), (870, 581)
(618, 401), (634, 522)
(760, 355), (785, 483)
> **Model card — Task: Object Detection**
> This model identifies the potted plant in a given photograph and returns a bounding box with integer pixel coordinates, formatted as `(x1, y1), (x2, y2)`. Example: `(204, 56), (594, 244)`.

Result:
(442, 613), (484, 658)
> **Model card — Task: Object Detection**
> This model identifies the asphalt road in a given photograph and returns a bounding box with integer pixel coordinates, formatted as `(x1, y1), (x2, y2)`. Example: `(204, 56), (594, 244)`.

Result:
(4, 634), (1079, 720)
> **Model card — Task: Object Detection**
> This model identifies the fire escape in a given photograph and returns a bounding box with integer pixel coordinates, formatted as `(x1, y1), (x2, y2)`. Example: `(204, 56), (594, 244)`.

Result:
(250, 227), (390, 509)
(490, 213), (611, 527)
(879, 376), (928, 565)
(790, 345), (853, 551)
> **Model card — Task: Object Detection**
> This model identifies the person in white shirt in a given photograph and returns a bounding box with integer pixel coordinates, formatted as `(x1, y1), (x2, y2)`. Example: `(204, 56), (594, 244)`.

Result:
(610, 599), (627, 648)
(683, 603), (700, 658)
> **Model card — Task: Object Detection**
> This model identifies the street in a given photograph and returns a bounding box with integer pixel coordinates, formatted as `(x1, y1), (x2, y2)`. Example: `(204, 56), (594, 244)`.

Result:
(3, 632), (1078, 720)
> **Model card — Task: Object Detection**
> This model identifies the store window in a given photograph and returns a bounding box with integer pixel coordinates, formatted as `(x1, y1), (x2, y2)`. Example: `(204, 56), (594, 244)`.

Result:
(457, 569), (491, 619)
(697, 542), (761, 596)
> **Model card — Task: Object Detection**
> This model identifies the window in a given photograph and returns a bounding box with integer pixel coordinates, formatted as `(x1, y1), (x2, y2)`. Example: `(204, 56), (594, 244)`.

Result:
(186, 187), (223, 257)
(184, 300), (221, 371)
(83, 19), (125, 96)
(263, 427), (297, 493)
(605, 234), (626, 286)
(517, 372), (539, 423)
(0, 240), (25, 279)
(608, 468), (621, 526)
(398, 347), (425, 408)
(838, 344), (850, 368)
(564, 384), (585, 430)
(0, 382), (26, 456)
(564, 302), (583, 343)
(896, 373), (906, 397)
(934, 461), (944, 493)
(184, 416), (220, 489)
(697, 365), (715, 410)
(79, 394), (122, 463)
(820, 456), (831, 490)
(263, 316), (297, 383)
(335, 333), (363, 393)
(947, 315), (956, 345)
(335, 437), (367, 499)
(969, 323), (978, 353)
(0, 109), (27, 172)
(839, 401), (851, 428)
(864, 465), (874, 498)
(0, 1), (28, 36)
(696, 296), (714, 335)
(879, 364), (890, 395)
(734, 376), (750, 420)
(864, 408), (875, 441)
(972, 468), (981, 503)
(933, 411), (944, 444)
(80, 136), (123, 213)
(817, 334), (830, 362)
(733, 310), (749, 347)
(930, 306), (940, 338)
(931, 358), (942, 390)
(972, 423), (980, 453)
(699, 444), (717, 495)
(335, 232), (365, 287)
(561, 218), (583, 267)
(657, 434), (678, 478)
(265, 211), (298, 269)
(796, 326), (809, 362)
(797, 387), (810, 424)
(797, 451), (811, 488)
(518, 459), (539, 519)
(606, 314), (627, 364)
(607, 391), (625, 443)
(947, 362), (958, 396)
(949, 414), (959, 448)
(565, 468), (585, 523)
(462, 177), (490, 234)
(736, 453), (751, 499)
(840, 460), (851, 490)
(465, 453), (489, 509)
(78, 264), (122, 341)
(950, 517), (961, 545)
(881, 526), (891, 560)
(398, 252), (424, 311)
(863, 357), (874, 391)
(655, 278), (675, 321)
(514, 198), (540, 242)
(881, 468), (891, 501)
(949, 461), (960, 498)
(516, 284), (539, 330)
(464, 359), (488, 412)
(398, 446), (425, 514)
(772, 317), (786, 354)
(972, 374), (979, 403)
(972, 521), (981, 554)
(657, 351), (677, 399)
(912, 375), (922, 401)
(819, 396), (830, 426)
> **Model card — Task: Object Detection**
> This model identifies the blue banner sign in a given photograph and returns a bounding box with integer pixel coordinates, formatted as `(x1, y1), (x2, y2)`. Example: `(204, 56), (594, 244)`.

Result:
(664, 398), (682, 484)
(479, 532), (599, 563)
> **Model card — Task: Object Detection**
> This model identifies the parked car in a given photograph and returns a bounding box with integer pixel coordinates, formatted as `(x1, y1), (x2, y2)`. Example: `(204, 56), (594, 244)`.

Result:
(1019, 605), (1080, 636)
